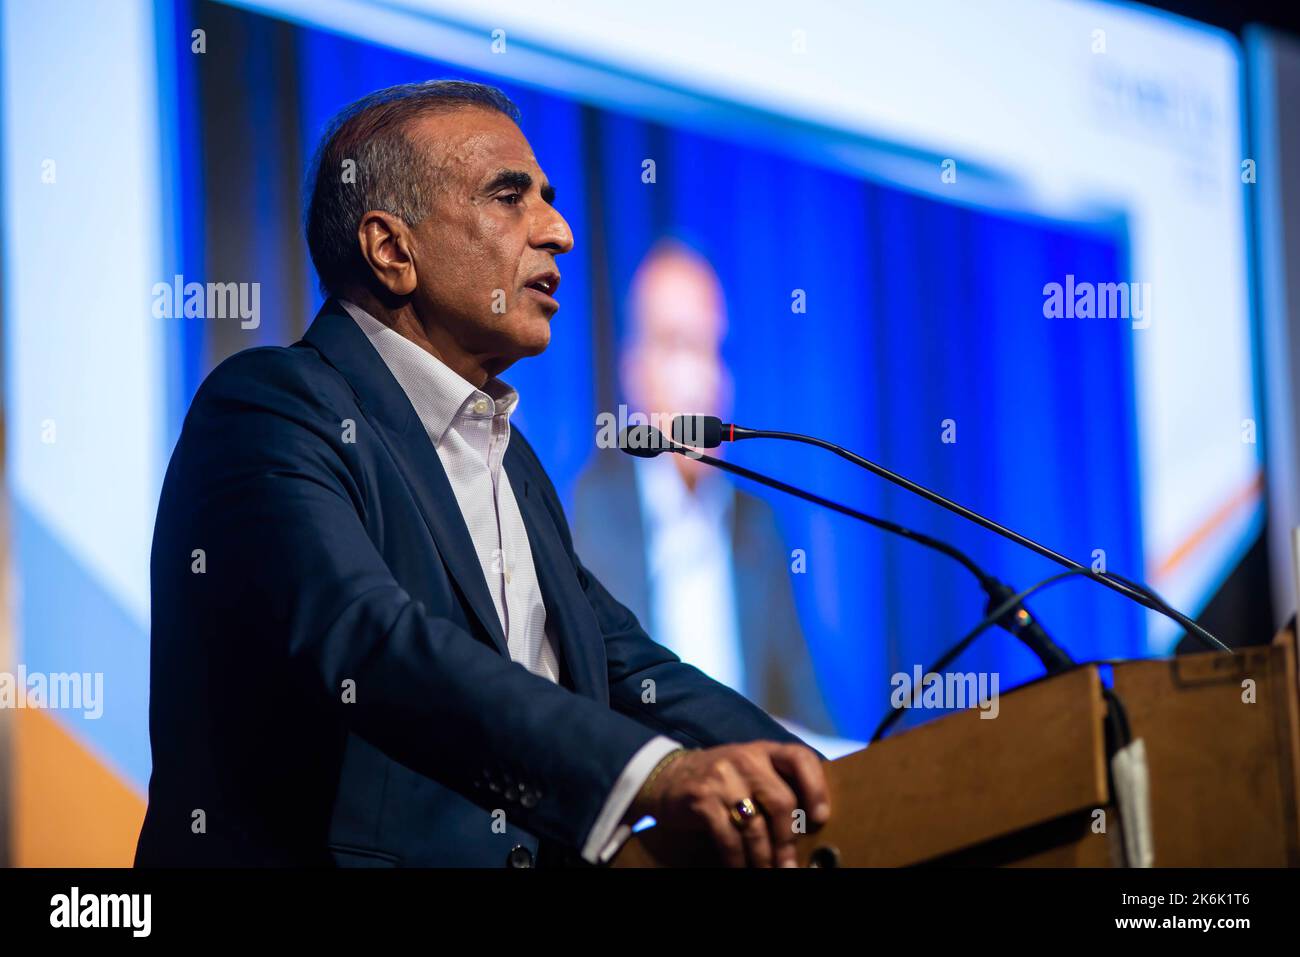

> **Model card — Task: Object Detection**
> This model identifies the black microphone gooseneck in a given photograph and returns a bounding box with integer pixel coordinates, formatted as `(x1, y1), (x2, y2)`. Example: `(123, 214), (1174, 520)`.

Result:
(617, 426), (1075, 673)
(670, 415), (1229, 654)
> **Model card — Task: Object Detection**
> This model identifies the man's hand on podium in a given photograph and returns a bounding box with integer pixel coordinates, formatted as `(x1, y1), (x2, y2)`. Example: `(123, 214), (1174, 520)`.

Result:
(628, 742), (830, 867)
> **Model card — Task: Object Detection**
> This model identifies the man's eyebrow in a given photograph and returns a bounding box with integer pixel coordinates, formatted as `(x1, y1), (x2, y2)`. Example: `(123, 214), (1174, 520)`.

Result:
(483, 168), (556, 204)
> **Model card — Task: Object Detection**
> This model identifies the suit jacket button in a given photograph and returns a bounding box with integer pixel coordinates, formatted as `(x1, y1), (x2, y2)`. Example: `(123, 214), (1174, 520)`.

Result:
(507, 845), (534, 868)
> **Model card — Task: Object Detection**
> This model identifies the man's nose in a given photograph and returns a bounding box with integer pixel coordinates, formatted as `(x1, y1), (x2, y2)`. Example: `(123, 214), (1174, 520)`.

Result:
(533, 204), (574, 255)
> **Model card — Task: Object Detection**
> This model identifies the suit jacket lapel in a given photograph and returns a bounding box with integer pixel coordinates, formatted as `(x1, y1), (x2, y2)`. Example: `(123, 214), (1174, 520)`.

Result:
(504, 448), (607, 703)
(730, 495), (766, 698)
(300, 301), (510, 659)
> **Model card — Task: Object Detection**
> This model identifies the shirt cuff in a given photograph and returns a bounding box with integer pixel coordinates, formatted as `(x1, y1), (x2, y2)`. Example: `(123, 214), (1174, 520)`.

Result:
(580, 735), (682, 865)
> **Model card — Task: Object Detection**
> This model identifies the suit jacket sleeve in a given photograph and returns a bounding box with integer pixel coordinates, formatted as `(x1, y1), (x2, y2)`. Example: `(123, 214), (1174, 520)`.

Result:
(164, 349), (670, 854)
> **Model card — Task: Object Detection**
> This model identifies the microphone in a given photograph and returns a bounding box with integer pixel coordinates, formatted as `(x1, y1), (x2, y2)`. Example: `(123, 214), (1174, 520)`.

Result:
(618, 424), (671, 458)
(618, 426), (1075, 672)
(670, 415), (1228, 654)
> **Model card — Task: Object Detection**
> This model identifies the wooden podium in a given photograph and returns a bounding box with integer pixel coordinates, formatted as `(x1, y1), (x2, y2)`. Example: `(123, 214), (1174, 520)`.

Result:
(613, 626), (1300, 867)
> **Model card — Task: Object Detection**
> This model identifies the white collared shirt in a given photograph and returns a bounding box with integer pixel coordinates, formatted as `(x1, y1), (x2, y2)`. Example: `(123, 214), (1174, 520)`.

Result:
(635, 453), (745, 695)
(341, 300), (678, 863)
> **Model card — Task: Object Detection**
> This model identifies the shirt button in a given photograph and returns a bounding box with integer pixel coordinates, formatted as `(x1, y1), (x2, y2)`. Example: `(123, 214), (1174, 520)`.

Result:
(472, 398), (489, 415)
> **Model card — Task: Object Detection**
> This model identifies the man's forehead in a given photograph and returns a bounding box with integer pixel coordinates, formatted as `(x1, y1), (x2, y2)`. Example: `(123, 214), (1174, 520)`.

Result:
(410, 108), (543, 185)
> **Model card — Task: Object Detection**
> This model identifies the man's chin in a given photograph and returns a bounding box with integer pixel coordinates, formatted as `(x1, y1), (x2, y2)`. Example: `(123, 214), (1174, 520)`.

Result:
(487, 312), (552, 373)
(515, 317), (552, 356)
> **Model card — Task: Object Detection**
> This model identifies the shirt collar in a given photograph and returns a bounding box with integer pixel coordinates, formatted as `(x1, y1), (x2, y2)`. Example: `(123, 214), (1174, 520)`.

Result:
(340, 299), (519, 446)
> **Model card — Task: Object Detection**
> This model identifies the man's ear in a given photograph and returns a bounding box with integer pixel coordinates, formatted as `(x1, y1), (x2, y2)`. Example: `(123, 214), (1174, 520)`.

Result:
(357, 210), (418, 296)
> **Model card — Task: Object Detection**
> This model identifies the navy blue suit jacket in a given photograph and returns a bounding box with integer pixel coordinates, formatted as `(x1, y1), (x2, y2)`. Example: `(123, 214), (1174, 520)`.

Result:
(135, 300), (803, 867)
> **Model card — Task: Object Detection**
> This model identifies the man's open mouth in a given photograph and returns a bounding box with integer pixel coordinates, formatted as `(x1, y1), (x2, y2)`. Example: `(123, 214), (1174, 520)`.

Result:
(523, 271), (561, 298)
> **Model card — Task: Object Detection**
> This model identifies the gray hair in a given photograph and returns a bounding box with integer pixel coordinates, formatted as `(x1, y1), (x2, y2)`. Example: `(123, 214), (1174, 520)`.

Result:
(304, 79), (521, 296)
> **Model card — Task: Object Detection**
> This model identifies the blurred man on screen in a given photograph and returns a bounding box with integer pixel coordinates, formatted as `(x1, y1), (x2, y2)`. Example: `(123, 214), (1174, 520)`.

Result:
(574, 239), (836, 738)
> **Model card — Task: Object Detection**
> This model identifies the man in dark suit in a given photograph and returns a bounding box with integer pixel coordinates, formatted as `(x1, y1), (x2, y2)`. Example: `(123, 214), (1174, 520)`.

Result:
(135, 80), (828, 869)
(574, 241), (834, 736)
